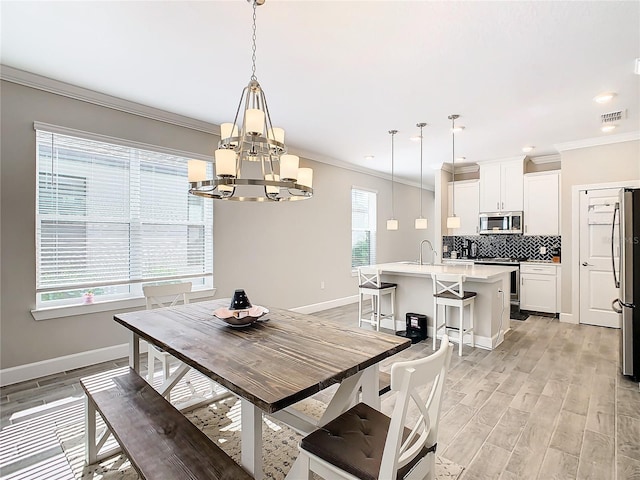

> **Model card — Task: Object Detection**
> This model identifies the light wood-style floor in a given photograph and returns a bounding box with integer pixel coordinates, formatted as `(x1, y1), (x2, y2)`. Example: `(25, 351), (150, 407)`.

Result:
(1, 303), (639, 479)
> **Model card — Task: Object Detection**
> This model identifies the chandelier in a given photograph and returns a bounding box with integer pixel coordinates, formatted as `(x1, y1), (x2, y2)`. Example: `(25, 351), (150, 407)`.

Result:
(188, 0), (313, 202)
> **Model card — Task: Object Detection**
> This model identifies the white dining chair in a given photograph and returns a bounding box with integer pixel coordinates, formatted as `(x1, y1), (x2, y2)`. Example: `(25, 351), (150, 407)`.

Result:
(432, 273), (476, 356)
(358, 266), (397, 332)
(143, 282), (193, 401)
(290, 335), (453, 480)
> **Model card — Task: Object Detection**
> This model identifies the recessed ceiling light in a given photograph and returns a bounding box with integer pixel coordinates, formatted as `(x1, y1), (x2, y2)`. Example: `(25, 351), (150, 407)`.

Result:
(522, 146), (535, 153)
(409, 135), (422, 142)
(594, 92), (616, 103)
(451, 125), (465, 133)
(364, 155), (375, 160)
(601, 124), (617, 133)
(455, 156), (466, 162)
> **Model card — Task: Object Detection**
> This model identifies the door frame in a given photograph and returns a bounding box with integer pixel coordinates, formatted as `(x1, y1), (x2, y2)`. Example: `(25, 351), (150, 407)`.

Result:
(570, 180), (640, 325)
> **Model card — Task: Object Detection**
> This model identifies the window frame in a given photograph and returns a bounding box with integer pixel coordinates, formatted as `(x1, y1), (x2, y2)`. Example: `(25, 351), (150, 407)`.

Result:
(351, 186), (377, 272)
(33, 122), (214, 312)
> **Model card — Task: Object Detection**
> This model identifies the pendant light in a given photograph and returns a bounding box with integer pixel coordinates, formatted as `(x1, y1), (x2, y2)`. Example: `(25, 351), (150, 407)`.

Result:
(386, 129), (399, 230)
(415, 122), (428, 229)
(188, 0), (312, 202)
(446, 114), (461, 229)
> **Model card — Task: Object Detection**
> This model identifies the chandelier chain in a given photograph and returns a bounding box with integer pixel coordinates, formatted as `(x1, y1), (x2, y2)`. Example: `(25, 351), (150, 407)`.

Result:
(251, 1), (257, 80)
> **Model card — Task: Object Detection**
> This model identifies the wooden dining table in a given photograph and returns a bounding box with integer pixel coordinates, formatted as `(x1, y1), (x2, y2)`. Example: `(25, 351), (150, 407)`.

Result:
(114, 298), (411, 479)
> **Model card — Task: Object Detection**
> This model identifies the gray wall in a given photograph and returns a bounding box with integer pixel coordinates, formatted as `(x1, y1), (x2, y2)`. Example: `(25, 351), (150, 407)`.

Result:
(559, 139), (640, 315)
(0, 80), (435, 370)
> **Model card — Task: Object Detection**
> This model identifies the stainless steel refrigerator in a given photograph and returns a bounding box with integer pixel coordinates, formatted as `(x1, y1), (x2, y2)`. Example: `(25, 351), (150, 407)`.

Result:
(612, 188), (639, 380)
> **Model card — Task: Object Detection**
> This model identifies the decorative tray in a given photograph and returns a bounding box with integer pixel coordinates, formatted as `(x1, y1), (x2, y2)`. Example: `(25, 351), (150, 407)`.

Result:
(213, 305), (269, 327)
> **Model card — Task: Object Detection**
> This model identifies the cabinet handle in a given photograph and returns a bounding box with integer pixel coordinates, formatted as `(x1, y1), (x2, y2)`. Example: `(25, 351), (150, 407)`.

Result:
(525, 225), (527, 233)
(521, 277), (524, 285)
(497, 202), (500, 209)
(502, 202), (504, 209)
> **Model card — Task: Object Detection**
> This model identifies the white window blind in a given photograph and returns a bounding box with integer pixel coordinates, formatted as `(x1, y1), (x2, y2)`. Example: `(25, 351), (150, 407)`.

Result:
(35, 129), (213, 307)
(351, 188), (377, 268)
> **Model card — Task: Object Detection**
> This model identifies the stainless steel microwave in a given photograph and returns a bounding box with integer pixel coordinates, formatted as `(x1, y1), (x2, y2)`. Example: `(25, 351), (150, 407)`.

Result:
(479, 211), (523, 234)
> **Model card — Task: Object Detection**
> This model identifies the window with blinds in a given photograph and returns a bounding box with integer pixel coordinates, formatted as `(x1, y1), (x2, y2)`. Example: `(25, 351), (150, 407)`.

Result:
(35, 129), (213, 307)
(351, 188), (377, 268)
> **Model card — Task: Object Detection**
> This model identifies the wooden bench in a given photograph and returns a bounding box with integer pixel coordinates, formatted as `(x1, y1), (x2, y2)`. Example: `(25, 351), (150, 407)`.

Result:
(81, 367), (252, 480)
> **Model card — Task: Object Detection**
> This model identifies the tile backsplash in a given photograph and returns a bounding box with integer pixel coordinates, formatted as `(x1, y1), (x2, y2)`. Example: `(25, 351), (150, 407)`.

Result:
(443, 235), (561, 261)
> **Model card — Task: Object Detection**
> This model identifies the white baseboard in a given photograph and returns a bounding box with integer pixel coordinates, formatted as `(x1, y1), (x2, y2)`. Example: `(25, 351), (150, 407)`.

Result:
(2, 298), (361, 386)
(560, 312), (577, 324)
(290, 295), (358, 314)
(1, 344), (129, 387)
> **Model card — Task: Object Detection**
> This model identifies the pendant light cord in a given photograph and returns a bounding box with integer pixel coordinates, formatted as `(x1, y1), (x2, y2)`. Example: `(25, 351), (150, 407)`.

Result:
(419, 123), (425, 218)
(450, 115), (457, 217)
(389, 130), (397, 219)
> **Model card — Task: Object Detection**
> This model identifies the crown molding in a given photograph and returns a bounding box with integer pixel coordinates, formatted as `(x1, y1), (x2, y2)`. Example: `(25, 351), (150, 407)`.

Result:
(288, 144), (432, 191)
(528, 154), (561, 164)
(555, 131), (640, 152)
(438, 163), (479, 174)
(0, 64), (219, 135)
(475, 155), (528, 165)
(0, 65), (435, 191)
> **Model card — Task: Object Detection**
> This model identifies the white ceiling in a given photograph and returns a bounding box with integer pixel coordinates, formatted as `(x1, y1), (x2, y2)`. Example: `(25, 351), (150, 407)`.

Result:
(2, 1), (639, 189)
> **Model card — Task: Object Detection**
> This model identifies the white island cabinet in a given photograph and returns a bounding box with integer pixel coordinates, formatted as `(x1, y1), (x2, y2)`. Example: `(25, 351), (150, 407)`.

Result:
(371, 262), (516, 350)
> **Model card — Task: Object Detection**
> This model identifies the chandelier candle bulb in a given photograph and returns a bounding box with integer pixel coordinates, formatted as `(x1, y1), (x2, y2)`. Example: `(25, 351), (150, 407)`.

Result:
(214, 149), (237, 177)
(246, 109), (265, 136)
(188, 160), (207, 182)
(297, 168), (313, 188)
(220, 123), (239, 140)
(280, 154), (299, 181)
(268, 127), (285, 144)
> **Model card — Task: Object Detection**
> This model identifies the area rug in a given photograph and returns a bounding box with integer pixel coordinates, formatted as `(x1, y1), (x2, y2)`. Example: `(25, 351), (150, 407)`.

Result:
(57, 395), (464, 480)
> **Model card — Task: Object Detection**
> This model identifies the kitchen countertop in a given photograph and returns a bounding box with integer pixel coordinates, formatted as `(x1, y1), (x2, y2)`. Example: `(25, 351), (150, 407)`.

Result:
(373, 262), (517, 280)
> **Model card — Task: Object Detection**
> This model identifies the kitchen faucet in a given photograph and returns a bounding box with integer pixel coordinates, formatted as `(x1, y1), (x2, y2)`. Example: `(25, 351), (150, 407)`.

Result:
(419, 239), (438, 265)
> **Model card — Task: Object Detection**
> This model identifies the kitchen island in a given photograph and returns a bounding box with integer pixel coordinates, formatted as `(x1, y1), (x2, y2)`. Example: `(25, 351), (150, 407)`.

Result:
(369, 262), (517, 350)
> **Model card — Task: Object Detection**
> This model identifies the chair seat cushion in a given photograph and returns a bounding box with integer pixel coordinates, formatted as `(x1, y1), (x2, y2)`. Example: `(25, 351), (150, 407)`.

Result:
(300, 402), (428, 480)
(434, 290), (477, 300)
(359, 282), (397, 290)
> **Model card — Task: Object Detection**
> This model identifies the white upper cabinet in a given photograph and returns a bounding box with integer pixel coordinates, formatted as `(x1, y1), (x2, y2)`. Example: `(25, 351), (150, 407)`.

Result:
(448, 180), (480, 236)
(479, 158), (524, 212)
(523, 171), (560, 235)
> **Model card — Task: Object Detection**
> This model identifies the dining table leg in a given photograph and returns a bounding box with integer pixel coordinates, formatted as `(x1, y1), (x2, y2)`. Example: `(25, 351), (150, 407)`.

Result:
(241, 398), (263, 480)
(360, 364), (380, 410)
(128, 331), (140, 372)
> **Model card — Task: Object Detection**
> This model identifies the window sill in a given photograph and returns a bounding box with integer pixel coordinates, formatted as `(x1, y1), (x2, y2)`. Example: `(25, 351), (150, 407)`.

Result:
(30, 288), (217, 321)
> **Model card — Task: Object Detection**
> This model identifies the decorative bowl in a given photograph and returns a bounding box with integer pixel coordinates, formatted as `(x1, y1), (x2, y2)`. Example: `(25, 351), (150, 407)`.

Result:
(213, 305), (269, 327)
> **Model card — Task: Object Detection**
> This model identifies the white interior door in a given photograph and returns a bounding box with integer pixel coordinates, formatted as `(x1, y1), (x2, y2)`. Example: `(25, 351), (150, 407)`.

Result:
(579, 188), (621, 328)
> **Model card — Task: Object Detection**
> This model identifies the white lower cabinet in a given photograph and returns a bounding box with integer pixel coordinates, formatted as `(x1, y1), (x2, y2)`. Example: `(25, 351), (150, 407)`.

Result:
(520, 263), (558, 314)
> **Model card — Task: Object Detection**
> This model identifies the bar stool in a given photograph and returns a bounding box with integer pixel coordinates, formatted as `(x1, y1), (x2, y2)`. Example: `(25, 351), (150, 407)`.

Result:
(431, 273), (476, 356)
(358, 266), (397, 332)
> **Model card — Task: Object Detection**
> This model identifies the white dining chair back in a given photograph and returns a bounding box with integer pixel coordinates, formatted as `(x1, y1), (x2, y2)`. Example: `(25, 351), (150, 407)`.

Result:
(292, 335), (453, 480)
(142, 282), (193, 398)
(143, 282), (192, 310)
(358, 266), (397, 332)
(431, 273), (476, 356)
